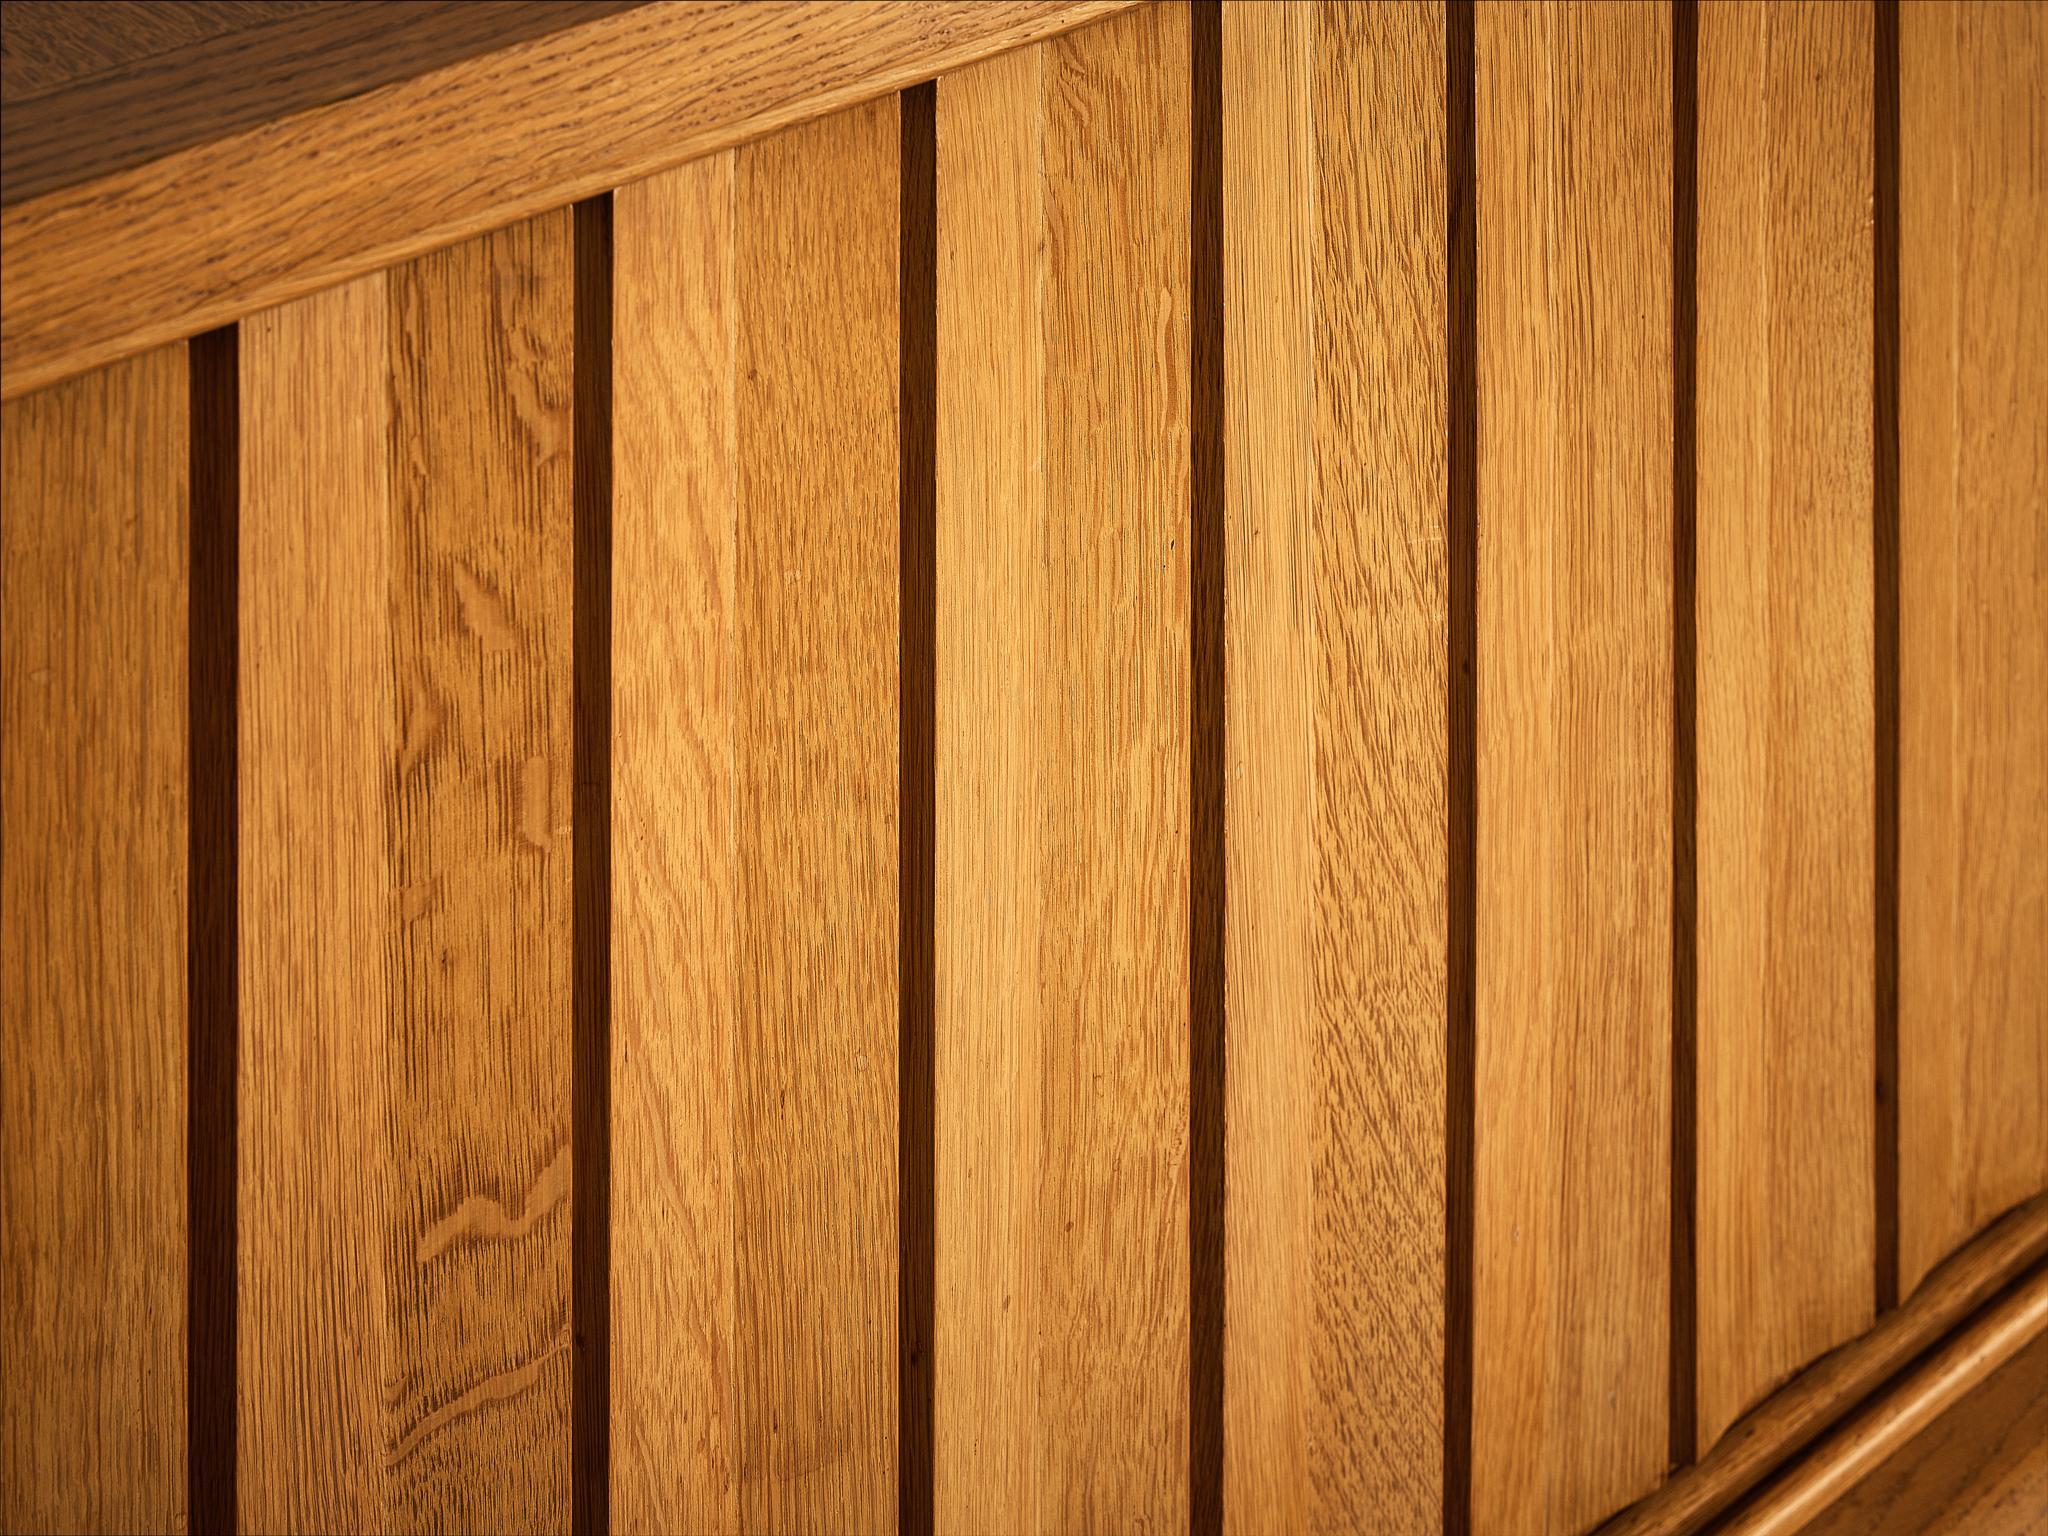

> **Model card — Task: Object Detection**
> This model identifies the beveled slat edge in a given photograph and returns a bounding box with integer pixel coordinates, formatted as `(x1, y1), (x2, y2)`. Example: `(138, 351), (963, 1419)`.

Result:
(0, 0), (1141, 402)
(1598, 1190), (2048, 1536)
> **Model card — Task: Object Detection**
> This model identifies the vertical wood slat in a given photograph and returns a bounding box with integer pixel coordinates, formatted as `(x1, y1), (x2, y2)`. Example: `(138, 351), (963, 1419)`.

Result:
(1472, 3), (1673, 1532)
(611, 100), (901, 1533)
(238, 211), (576, 1531)
(1221, 2), (1449, 1532)
(1898, 0), (2048, 1302)
(1, 346), (189, 1535)
(934, 5), (1190, 1528)
(1694, 0), (1876, 1455)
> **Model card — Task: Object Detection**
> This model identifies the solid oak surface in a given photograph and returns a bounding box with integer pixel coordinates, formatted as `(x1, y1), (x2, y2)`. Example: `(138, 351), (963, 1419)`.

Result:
(0, 0), (1138, 401)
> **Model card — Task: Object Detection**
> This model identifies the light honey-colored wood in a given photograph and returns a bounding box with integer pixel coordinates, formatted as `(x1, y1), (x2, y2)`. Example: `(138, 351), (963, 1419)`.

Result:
(1473, 3), (1673, 1531)
(611, 97), (901, 1531)
(0, 1), (1139, 401)
(610, 151), (741, 1536)
(1695, 0), (1876, 1455)
(1221, 2), (1449, 1530)
(1898, 0), (2048, 1301)
(0, 344), (189, 1536)
(237, 274), (395, 1533)
(935, 6), (1190, 1527)
(237, 211), (577, 1529)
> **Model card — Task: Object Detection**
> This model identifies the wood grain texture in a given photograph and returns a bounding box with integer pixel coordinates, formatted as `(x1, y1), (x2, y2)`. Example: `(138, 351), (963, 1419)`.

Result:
(1473, 4), (1673, 1532)
(612, 98), (901, 1532)
(1599, 1191), (2048, 1536)
(238, 211), (576, 1530)
(1897, 0), (2048, 1301)
(1, 345), (189, 1535)
(238, 274), (394, 1533)
(1719, 1264), (2048, 1536)
(0, 1), (319, 100)
(1793, 1327), (2047, 1536)
(1694, 0), (1876, 1455)
(935, 6), (1190, 1527)
(0, 0), (1139, 401)
(1221, 2), (1448, 1530)
(2, 2), (643, 207)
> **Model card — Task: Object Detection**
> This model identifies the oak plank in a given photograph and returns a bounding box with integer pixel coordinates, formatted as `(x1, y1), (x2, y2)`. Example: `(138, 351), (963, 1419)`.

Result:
(935, 5), (1191, 1526)
(1897, 0), (2048, 1301)
(237, 274), (395, 1532)
(610, 152), (742, 1535)
(0, 0), (1140, 401)
(611, 100), (900, 1531)
(237, 212), (577, 1529)
(1473, 3), (1674, 1531)
(933, 40), (1046, 1535)
(1694, 0), (1876, 1454)
(1221, 2), (1450, 1530)
(731, 98), (902, 1531)
(0, 345), (189, 1535)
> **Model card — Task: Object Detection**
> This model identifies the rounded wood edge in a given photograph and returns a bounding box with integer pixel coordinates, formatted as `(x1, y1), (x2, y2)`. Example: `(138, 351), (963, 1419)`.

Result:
(1719, 1263), (2048, 1536)
(1597, 1192), (2048, 1536)
(0, 0), (1144, 402)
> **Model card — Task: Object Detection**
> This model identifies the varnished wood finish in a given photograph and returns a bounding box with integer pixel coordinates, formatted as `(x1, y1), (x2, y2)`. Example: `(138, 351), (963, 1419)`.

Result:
(0, 0), (1138, 401)
(1719, 1265), (2048, 1536)
(1473, 4), (1673, 1531)
(1694, 0), (1876, 1454)
(237, 275), (393, 1531)
(611, 99), (901, 1531)
(1221, 3), (1449, 1530)
(237, 212), (576, 1529)
(2, 2), (643, 207)
(1897, 0), (2048, 1301)
(0, 1), (319, 99)
(1600, 1192), (2048, 1536)
(1792, 1329), (2047, 1536)
(1, 345), (189, 1535)
(935, 6), (1190, 1527)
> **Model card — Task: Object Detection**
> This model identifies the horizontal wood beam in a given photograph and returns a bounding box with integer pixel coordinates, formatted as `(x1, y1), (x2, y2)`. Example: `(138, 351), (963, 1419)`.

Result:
(0, 0), (1140, 401)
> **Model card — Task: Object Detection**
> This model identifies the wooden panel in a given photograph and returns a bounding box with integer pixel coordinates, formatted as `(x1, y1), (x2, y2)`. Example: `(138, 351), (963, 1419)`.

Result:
(611, 99), (901, 1532)
(0, 0), (1139, 401)
(0, 1), (319, 100)
(1, 347), (188, 1533)
(238, 211), (576, 1530)
(2, 3), (642, 206)
(1898, 0), (2048, 1300)
(1473, 4), (1673, 1532)
(1718, 1264), (2048, 1536)
(237, 274), (392, 1531)
(1602, 1193), (2048, 1536)
(1694, 0), (1876, 1453)
(1221, 2), (1448, 1531)
(1792, 1328), (2046, 1536)
(935, 5), (1190, 1528)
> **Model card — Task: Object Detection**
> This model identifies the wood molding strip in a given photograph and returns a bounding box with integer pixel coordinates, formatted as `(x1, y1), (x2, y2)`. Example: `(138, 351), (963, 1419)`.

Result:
(1598, 1191), (2048, 1536)
(0, 0), (1140, 402)
(1719, 1262), (2048, 1536)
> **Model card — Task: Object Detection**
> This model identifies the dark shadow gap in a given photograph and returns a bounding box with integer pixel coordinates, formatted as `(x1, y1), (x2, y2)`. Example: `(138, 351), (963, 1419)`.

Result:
(1872, 0), (1901, 1320)
(1669, 0), (1701, 1474)
(1444, 5), (1477, 1531)
(1188, 5), (1226, 1533)
(187, 324), (239, 1536)
(897, 77), (938, 1536)
(572, 191), (615, 1536)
